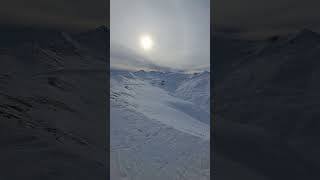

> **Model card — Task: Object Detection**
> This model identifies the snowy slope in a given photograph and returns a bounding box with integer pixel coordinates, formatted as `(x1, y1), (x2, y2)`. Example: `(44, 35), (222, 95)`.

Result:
(213, 29), (320, 179)
(0, 27), (108, 179)
(133, 70), (210, 112)
(175, 71), (210, 112)
(110, 69), (210, 180)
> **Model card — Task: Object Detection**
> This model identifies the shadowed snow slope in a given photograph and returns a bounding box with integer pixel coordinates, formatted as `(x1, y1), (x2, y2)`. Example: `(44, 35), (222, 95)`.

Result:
(213, 29), (320, 180)
(0, 26), (108, 179)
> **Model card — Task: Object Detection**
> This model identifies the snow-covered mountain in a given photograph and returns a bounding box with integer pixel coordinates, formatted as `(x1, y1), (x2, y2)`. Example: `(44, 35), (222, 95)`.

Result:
(133, 70), (210, 111)
(175, 71), (210, 112)
(0, 26), (108, 179)
(110, 69), (210, 180)
(213, 29), (320, 179)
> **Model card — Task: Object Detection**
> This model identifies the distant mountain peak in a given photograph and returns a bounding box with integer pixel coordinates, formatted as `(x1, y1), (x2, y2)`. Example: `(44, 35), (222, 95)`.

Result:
(72, 25), (109, 56)
(283, 28), (320, 45)
(299, 28), (318, 35)
(83, 25), (109, 35)
(76, 25), (108, 38)
(291, 28), (320, 41)
(96, 25), (109, 32)
(137, 70), (146, 73)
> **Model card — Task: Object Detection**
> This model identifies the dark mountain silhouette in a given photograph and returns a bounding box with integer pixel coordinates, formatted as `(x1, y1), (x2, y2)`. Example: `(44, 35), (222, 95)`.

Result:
(0, 25), (109, 57)
(213, 29), (320, 180)
(74, 25), (109, 56)
(0, 26), (109, 179)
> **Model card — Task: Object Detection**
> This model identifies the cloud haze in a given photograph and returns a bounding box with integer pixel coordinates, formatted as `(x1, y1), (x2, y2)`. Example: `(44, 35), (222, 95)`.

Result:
(111, 0), (210, 71)
(110, 42), (166, 71)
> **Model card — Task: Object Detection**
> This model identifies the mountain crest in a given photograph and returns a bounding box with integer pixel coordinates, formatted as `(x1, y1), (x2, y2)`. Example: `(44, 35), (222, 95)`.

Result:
(298, 28), (319, 36)
(288, 28), (320, 43)
(96, 25), (109, 32)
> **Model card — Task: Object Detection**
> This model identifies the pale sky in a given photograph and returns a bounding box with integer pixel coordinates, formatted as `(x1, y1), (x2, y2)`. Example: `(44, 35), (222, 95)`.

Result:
(110, 0), (210, 71)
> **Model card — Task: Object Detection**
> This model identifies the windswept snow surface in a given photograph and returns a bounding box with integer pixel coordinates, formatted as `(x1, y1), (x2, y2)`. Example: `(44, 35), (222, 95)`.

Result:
(110, 70), (210, 180)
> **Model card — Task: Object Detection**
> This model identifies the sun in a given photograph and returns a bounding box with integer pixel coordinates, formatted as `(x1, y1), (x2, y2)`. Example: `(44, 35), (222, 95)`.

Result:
(140, 35), (153, 51)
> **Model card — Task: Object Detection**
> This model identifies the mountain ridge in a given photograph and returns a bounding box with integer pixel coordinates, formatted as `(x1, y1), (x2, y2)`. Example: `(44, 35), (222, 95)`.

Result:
(213, 28), (320, 179)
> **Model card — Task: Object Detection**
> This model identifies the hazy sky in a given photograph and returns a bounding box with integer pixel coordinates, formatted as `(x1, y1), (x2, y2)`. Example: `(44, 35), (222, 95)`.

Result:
(213, 0), (320, 38)
(0, 0), (108, 31)
(111, 0), (210, 71)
